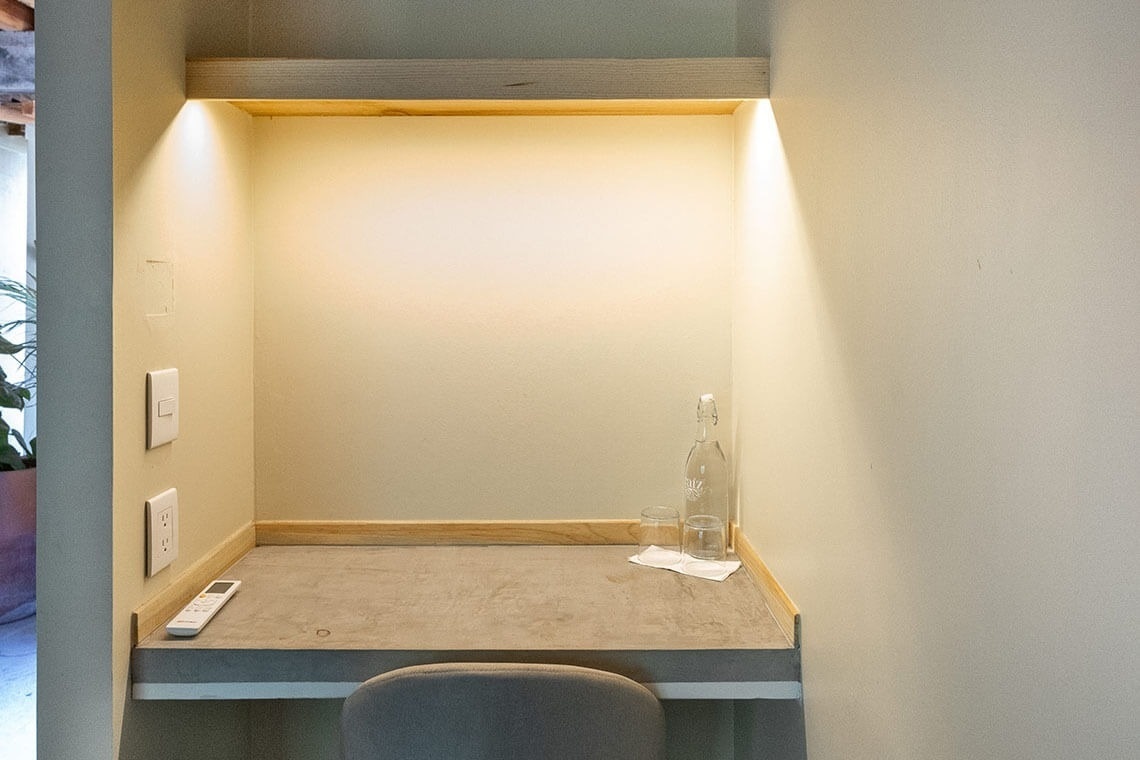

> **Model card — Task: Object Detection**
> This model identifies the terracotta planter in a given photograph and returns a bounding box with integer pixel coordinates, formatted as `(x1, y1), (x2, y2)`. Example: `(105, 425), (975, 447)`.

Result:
(0, 466), (35, 624)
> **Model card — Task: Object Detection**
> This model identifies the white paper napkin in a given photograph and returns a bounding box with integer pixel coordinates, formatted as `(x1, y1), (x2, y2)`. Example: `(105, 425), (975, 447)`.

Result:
(628, 547), (742, 582)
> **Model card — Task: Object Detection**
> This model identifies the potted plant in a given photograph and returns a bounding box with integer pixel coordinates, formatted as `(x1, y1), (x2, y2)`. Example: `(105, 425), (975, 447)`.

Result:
(0, 275), (36, 623)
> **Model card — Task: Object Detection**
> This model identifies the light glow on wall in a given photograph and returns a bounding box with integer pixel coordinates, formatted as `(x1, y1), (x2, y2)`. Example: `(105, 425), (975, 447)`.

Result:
(251, 114), (735, 521)
(732, 98), (858, 558)
(172, 101), (236, 211)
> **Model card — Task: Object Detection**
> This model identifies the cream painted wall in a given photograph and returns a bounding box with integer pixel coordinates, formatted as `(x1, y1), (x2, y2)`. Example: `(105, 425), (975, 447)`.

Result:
(56, 0), (1139, 757)
(111, 0), (255, 756)
(735, 2), (1139, 759)
(252, 116), (733, 521)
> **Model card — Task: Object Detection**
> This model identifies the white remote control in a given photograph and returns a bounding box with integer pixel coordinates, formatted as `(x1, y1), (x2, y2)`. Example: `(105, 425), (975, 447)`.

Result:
(166, 579), (241, 637)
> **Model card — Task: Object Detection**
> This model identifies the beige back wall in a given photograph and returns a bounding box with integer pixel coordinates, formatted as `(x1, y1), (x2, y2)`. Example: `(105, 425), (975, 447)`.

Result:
(734, 2), (1139, 758)
(252, 116), (734, 521)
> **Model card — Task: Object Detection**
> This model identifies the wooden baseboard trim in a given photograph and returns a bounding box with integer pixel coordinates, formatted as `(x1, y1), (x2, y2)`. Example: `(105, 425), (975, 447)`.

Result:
(254, 519), (640, 546)
(132, 522), (256, 645)
(732, 525), (801, 647)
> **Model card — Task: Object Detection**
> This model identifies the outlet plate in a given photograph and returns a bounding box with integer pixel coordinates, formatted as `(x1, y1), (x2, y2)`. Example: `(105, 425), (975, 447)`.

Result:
(146, 488), (179, 577)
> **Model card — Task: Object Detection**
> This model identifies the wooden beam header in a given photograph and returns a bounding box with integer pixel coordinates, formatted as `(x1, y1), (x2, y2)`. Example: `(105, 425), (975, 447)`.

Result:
(187, 57), (769, 115)
(0, 0), (33, 31)
(0, 98), (33, 125)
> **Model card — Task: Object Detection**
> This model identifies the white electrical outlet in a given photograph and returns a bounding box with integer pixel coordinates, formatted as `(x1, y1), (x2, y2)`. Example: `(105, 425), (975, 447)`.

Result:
(146, 488), (179, 577)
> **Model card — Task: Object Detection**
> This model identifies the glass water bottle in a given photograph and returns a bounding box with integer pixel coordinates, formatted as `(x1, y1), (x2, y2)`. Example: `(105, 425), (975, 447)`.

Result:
(682, 394), (729, 535)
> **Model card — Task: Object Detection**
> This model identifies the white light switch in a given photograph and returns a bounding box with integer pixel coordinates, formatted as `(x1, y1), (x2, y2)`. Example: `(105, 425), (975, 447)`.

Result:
(147, 368), (179, 449)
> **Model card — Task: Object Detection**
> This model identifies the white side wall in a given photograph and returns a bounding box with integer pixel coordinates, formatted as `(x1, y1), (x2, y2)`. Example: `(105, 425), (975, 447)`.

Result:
(734, 2), (1140, 758)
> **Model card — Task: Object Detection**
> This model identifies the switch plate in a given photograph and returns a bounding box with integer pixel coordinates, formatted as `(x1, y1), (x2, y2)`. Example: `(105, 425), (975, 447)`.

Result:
(146, 488), (179, 577)
(146, 368), (179, 449)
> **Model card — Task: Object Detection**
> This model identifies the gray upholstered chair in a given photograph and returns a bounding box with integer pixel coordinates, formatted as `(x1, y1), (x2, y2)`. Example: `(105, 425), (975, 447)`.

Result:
(340, 662), (666, 760)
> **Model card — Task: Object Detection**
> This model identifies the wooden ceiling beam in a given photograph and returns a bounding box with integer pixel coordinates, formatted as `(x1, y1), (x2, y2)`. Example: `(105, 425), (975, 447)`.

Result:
(0, 0), (34, 31)
(0, 99), (33, 125)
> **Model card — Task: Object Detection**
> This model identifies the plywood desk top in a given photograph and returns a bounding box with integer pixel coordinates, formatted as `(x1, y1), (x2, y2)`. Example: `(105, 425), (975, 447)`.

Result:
(132, 544), (800, 700)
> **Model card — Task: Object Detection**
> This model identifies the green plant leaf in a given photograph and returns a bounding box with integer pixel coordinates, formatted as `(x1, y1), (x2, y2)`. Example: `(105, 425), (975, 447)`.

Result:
(0, 334), (22, 355)
(10, 428), (31, 458)
(0, 416), (26, 471)
(0, 446), (24, 470)
(0, 276), (35, 460)
(0, 385), (29, 410)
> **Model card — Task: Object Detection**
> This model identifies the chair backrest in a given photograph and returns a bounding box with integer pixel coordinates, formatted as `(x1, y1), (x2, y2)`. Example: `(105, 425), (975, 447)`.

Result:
(341, 662), (666, 760)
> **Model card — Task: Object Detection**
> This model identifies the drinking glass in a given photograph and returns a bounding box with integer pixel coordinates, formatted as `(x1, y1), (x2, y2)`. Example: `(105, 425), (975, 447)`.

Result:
(683, 514), (726, 562)
(638, 506), (681, 567)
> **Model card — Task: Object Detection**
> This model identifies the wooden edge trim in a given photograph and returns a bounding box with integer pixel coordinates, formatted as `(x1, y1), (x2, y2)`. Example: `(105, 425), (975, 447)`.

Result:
(132, 522), (256, 645)
(226, 99), (745, 117)
(186, 57), (769, 102)
(255, 519), (639, 547)
(732, 525), (801, 647)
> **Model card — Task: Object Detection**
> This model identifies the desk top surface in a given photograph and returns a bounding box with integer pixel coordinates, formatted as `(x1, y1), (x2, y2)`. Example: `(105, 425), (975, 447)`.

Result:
(132, 544), (798, 698)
